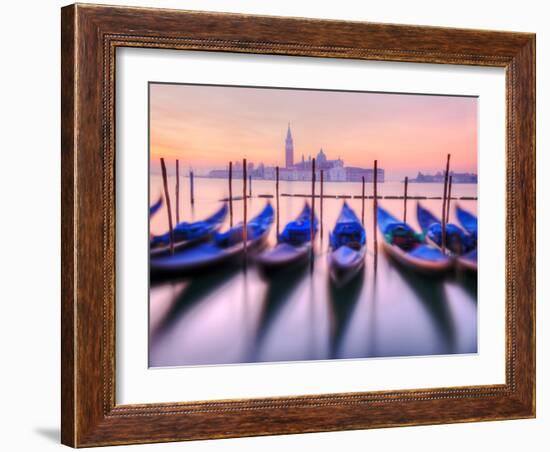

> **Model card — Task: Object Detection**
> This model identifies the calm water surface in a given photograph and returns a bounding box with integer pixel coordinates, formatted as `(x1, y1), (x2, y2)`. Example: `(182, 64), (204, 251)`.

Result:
(149, 176), (478, 367)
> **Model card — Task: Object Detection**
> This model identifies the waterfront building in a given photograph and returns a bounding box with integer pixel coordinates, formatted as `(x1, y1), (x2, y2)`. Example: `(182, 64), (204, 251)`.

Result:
(207, 124), (385, 182)
(345, 167), (385, 183)
(410, 171), (477, 183)
(328, 165), (346, 182)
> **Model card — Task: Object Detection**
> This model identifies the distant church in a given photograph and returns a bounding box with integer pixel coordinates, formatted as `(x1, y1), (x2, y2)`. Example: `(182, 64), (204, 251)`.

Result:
(284, 123), (344, 172)
(285, 123), (294, 168)
(208, 124), (384, 182)
(281, 123), (383, 183)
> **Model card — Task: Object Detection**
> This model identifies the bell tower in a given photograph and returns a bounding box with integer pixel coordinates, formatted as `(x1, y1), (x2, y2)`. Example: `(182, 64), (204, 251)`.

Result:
(285, 123), (294, 168)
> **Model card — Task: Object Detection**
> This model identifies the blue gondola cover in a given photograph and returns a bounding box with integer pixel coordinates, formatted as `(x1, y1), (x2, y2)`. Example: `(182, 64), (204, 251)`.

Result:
(377, 206), (449, 263)
(215, 203), (274, 247)
(416, 203), (468, 253)
(151, 203), (228, 247)
(149, 197), (163, 217)
(329, 202), (366, 250)
(278, 203), (318, 246)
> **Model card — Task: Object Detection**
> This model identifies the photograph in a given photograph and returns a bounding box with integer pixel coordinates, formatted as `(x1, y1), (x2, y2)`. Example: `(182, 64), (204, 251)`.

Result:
(148, 83), (479, 368)
(53, 1), (537, 447)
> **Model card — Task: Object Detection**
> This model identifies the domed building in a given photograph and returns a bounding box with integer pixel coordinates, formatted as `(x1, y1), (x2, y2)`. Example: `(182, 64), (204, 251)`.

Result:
(317, 148), (327, 165)
(315, 148), (343, 171)
(207, 123), (384, 182)
(280, 124), (383, 182)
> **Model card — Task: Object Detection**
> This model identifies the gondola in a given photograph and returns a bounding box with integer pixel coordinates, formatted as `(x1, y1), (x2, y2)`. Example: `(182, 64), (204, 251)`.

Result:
(456, 205), (478, 238)
(150, 203), (228, 257)
(378, 206), (452, 274)
(150, 203), (274, 277)
(456, 205), (478, 272)
(149, 196), (162, 217)
(256, 203), (318, 273)
(416, 203), (467, 256)
(456, 248), (477, 272)
(328, 202), (366, 285)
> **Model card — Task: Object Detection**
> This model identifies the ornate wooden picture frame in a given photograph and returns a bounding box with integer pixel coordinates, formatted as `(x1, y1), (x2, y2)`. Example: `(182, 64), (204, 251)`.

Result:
(61, 3), (535, 447)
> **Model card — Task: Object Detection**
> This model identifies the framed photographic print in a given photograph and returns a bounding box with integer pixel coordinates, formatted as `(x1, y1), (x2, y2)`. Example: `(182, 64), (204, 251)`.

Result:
(61, 3), (535, 447)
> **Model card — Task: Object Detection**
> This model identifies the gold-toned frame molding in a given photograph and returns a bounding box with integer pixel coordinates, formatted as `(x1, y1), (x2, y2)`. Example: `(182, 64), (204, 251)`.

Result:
(61, 3), (535, 447)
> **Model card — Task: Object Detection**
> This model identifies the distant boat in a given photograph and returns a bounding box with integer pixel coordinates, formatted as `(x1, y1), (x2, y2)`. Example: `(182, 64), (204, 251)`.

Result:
(150, 204), (228, 257)
(328, 202), (366, 285)
(256, 203), (318, 273)
(150, 203), (274, 277)
(149, 196), (163, 217)
(416, 203), (467, 256)
(456, 205), (478, 238)
(456, 205), (478, 272)
(377, 206), (452, 274)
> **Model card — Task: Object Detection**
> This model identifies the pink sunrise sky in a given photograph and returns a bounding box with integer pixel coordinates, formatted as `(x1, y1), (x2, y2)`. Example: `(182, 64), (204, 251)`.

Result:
(149, 83), (477, 180)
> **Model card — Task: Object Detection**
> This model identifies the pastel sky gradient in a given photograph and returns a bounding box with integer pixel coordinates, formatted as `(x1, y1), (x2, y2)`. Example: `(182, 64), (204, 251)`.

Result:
(150, 83), (477, 180)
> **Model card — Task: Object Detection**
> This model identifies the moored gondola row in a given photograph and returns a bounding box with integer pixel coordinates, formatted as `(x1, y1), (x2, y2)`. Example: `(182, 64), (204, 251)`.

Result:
(149, 198), (478, 284)
(150, 155), (477, 284)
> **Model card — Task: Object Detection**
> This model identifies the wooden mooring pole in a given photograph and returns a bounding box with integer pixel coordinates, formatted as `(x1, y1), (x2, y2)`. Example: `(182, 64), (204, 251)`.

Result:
(320, 170), (324, 241)
(243, 159), (248, 260)
(189, 170), (195, 206)
(249, 175), (252, 198)
(275, 166), (280, 236)
(310, 158), (316, 265)
(373, 160), (378, 250)
(228, 161), (233, 227)
(446, 175), (453, 225)
(175, 159), (180, 225)
(361, 176), (365, 225)
(403, 176), (409, 223)
(441, 154), (451, 252)
(160, 158), (174, 255)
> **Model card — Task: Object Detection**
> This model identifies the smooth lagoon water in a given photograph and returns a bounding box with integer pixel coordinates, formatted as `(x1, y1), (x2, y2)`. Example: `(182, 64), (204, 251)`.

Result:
(149, 176), (478, 367)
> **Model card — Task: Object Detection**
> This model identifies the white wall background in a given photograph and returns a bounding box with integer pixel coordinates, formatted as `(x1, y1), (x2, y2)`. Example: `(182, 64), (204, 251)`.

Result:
(0, 1), (545, 451)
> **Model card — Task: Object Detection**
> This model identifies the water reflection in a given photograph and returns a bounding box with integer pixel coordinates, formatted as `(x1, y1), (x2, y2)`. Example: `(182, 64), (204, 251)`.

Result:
(149, 177), (478, 367)
(155, 264), (241, 334)
(149, 282), (186, 336)
(329, 269), (365, 359)
(253, 265), (330, 363)
(255, 265), (309, 350)
(149, 250), (478, 367)
(367, 261), (379, 357)
(455, 270), (478, 303)
(395, 265), (457, 354)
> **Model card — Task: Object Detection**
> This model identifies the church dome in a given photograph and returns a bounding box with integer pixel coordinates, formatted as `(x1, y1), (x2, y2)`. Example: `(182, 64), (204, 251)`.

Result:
(317, 148), (327, 163)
